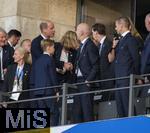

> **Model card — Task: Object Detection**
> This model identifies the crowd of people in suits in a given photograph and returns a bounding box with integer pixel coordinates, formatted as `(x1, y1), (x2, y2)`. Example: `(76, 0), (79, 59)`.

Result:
(0, 13), (150, 126)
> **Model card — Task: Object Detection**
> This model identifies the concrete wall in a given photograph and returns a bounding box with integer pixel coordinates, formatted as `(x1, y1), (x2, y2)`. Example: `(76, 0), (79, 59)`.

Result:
(82, 0), (131, 37)
(0, 0), (77, 41)
(0, 0), (132, 41)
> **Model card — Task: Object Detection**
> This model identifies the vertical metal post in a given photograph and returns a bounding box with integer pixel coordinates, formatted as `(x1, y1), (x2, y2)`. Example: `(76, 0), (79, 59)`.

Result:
(128, 74), (135, 117)
(61, 83), (68, 125)
(0, 92), (2, 102)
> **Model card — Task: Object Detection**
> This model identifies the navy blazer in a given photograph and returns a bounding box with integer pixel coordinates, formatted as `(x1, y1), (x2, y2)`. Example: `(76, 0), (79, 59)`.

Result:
(3, 63), (31, 101)
(141, 33), (150, 75)
(31, 35), (43, 66)
(34, 54), (58, 96)
(76, 38), (99, 81)
(115, 32), (140, 78)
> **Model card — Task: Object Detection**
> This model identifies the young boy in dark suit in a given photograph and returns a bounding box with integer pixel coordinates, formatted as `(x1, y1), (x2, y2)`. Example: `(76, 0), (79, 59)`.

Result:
(33, 39), (59, 126)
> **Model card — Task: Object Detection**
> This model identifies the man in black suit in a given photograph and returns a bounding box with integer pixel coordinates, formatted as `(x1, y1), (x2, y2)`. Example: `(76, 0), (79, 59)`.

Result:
(108, 17), (140, 117)
(6, 29), (22, 60)
(92, 23), (115, 101)
(73, 23), (99, 122)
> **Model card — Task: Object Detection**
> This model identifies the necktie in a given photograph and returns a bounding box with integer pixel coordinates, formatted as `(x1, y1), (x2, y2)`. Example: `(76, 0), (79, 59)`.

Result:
(80, 43), (84, 53)
(99, 43), (103, 55)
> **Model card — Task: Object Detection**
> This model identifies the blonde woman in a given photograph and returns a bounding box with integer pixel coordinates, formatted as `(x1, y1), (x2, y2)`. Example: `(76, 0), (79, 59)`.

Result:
(54, 30), (78, 84)
(3, 46), (31, 108)
(20, 39), (32, 64)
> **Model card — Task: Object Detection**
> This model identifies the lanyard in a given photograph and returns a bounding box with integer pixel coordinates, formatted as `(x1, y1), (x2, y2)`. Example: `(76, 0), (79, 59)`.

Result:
(15, 67), (24, 85)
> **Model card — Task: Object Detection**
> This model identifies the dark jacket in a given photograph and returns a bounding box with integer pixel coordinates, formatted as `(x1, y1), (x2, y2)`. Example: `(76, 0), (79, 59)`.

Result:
(54, 43), (77, 84)
(34, 54), (58, 96)
(3, 63), (31, 102)
(75, 38), (99, 81)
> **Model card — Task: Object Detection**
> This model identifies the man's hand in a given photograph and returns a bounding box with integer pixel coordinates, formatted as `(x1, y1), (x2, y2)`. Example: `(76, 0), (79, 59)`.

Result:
(112, 38), (119, 49)
(56, 92), (59, 102)
(85, 80), (90, 87)
(137, 79), (143, 85)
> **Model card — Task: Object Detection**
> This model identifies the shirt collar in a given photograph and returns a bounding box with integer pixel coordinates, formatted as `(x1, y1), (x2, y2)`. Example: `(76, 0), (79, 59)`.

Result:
(41, 34), (47, 39)
(81, 37), (89, 44)
(100, 36), (106, 44)
(43, 52), (50, 56)
(121, 31), (130, 37)
(8, 41), (14, 48)
(17, 64), (24, 71)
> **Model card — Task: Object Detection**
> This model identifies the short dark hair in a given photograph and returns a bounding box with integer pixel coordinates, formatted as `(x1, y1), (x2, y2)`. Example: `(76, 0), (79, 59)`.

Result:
(8, 29), (22, 38)
(115, 17), (131, 29)
(41, 39), (54, 51)
(92, 23), (106, 35)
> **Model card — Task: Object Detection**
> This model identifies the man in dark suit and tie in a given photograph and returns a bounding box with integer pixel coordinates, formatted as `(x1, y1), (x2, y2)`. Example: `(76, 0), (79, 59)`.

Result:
(73, 23), (99, 122)
(31, 20), (55, 65)
(141, 13), (150, 80)
(92, 23), (115, 101)
(108, 17), (140, 117)
(30, 20), (55, 88)
(140, 13), (150, 96)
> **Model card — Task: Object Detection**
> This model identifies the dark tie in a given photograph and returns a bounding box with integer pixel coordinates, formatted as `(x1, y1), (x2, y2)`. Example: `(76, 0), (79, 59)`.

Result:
(99, 43), (103, 55)
(79, 43), (84, 53)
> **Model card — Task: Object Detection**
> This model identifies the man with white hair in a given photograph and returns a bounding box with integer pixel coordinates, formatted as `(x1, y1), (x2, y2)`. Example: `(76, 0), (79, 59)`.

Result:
(141, 13), (150, 78)
(74, 23), (99, 122)
(0, 27), (13, 90)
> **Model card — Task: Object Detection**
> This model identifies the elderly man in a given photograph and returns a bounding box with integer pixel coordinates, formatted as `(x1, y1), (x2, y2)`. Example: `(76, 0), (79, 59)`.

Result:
(73, 23), (99, 122)
(0, 27), (13, 90)
(140, 13), (150, 97)
(141, 13), (150, 79)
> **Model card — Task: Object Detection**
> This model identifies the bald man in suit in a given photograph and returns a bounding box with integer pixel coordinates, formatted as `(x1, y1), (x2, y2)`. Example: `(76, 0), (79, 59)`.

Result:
(74, 23), (99, 122)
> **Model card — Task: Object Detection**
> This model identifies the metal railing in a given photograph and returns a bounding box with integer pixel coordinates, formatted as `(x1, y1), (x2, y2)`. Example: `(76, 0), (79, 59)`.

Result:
(0, 74), (150, 125)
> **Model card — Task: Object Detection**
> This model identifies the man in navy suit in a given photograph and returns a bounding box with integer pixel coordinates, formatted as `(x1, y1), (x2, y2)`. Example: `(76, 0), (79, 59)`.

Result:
(108, 17), (140, 117)
(92, 23), (115, 101)
(30, 20), (55, 88)
(141, 13), (150, 79)
(73, 23), (99, 122)
(31, 20), (55, 65)
(140, 13), (150, 96)
(33, 39), (59, 126)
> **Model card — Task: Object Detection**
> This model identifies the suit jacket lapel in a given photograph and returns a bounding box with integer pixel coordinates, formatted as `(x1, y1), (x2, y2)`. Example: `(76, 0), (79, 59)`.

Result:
(9, 64), (17, 92)
(118, 32), (131, 50)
